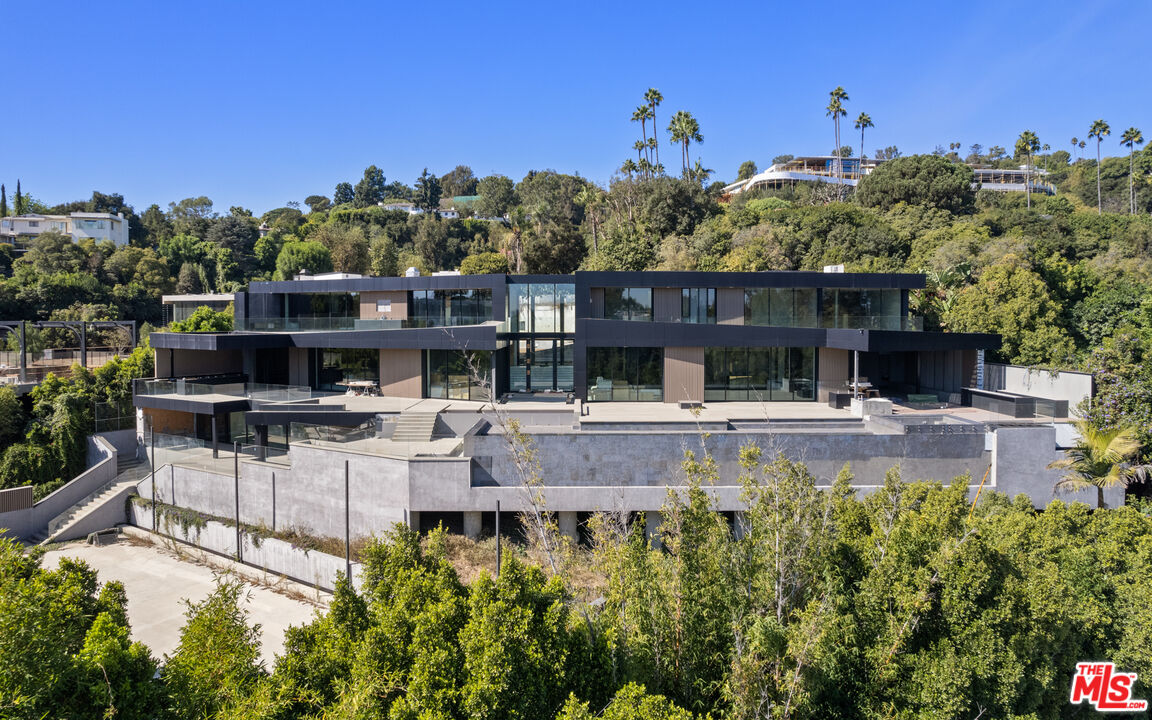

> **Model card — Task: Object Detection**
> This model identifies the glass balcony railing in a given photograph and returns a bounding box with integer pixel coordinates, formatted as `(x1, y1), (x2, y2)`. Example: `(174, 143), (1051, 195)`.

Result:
(134, 378), (324, 401)
(235, 315), (494, 332)
(824, 315), (924, 331)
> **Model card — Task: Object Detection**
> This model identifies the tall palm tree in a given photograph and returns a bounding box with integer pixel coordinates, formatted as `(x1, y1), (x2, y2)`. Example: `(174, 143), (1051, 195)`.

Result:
(620, 159), (638, 177)
(646, 137), (658, 173)
(1016, 130), (1040, 209)
(1121, 127), (1144, 214)
(1070, 137), (1079, 161)
(690, 159), (714, 185)
(854, 112), (873, 176)
(644, 88), (663, 168)
(1048, 421), (1143, 508)
(1041, 143), (1050, 173)
(825, 87), (849, 184)
(667, 111), (702, 178)
(633, 140), (646, 166)
(631, 105), (653, 163)
(1088, 119), (1111, 214)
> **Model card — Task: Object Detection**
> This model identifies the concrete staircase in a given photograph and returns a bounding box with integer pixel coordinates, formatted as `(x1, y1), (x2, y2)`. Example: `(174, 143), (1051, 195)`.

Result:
(391, 412), (438, 443)
(39, 455), (145, 545)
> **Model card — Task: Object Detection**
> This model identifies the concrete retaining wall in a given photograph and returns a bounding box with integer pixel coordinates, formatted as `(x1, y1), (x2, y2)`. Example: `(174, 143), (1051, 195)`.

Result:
(985, 364), (1093, 416)
(0, 434), (120, 541)
(129, 501), (363, 592)
(993, 425), (1121, 508)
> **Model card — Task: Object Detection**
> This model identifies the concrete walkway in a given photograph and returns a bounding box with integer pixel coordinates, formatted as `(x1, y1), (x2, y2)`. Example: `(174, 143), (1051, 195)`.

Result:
(42, 539), (324, 667)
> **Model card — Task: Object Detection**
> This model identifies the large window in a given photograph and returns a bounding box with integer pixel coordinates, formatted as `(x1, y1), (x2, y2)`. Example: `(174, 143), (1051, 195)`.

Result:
(315, 348), (379, 392)
(681, 288), (716, 324)
(508, 283), (575, 333)
(704, 347), (815, 401)
(822, 289), (901, 329)
(744, 288), (818, 327)
(410, 289), (492, 327)
(586, 347), (663, 401)
(425, 350), (491, 400)
(603, 287), (653, 321)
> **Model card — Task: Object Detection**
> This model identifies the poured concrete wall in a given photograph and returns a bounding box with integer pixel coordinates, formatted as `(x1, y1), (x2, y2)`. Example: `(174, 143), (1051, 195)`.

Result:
(985, 364), (1093, 417)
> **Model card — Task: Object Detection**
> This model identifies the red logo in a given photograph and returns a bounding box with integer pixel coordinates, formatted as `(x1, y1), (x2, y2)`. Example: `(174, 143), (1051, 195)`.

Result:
(1070, 662), (1148, 712)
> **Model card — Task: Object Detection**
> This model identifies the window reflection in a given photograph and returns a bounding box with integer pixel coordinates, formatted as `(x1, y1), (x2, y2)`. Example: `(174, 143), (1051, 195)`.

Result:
(704, 347), (814, 401)
(586, 347), (663, 401)
(603, 288), (652, 322)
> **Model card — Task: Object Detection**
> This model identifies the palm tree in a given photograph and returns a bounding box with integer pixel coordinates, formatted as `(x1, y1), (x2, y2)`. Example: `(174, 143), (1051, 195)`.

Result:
(575, 186), (605, 254)
(1016, 130), (1040, 209)
(1048, 421), (1143, 508)
(667, 111), (702, 178)
(633, 140), (646, 167)
(620, 159), (638, 177)
(1088, 119), (1111, 214)
(1070, 137), (1080, 161)
(826, 86), (849, 182)
(644, 88), (663, 167)
(646, 137), (658, 174)
(1041, 143), (1050, 173)
(632, 105), (653, 163)
(854, 112), (873, 175)
(690, 159), (714, 185)
(1121, 127), (1144, 214)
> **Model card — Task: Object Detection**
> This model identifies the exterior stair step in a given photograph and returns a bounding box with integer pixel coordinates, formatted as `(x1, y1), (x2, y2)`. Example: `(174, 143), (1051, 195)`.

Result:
(43, 479), (138, 544)
(392, 412), (439, 443)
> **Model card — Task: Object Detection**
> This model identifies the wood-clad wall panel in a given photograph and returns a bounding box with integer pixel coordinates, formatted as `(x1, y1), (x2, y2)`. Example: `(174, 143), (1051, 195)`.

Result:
(664, 346), (704, 403)
(717, 288), (745, 325)
(653, 288), (680, 322)
(360, 291), (408, 320)
(380, 349), (423, 398)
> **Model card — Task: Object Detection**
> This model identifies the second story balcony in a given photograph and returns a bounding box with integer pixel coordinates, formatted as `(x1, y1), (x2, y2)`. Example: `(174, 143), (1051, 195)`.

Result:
(235, 315), (495, 332)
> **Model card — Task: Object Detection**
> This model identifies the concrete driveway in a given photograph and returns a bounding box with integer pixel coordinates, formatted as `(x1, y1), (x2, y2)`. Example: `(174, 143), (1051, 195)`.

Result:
(42, 539), (324, 667)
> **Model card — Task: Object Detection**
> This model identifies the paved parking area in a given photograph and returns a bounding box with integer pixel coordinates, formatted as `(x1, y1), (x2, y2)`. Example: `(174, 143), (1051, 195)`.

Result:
(42, 539), (324, 667)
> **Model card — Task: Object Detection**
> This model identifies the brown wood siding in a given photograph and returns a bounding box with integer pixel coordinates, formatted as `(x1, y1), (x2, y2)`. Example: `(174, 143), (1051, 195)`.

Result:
(653, 288), (681, 322)
(817, 348), (851, 402)
(590, 288), (604, 318)
(717, 288), (745, 325)
(664, 347), (704, 403)
(380, 349), (422, 398)
(0, 486), (33, 513)
(359, 291), (408, 320)
(144, 408), (195, 435)
(288, 347), (309, 386)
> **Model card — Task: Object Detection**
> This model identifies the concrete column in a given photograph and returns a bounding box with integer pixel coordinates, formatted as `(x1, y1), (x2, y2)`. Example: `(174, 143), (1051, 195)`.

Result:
(253, 425), (268, 461)
(644, 511), (663, 550)
(408, 510), (421, 532)
(463, 511), (483, 539)
(558, 511), (579, 543)
(733, 511), (749, 540)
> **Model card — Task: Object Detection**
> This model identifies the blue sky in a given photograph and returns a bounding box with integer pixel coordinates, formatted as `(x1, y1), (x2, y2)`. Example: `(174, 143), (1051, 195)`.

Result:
(6, 0), (1149, 215)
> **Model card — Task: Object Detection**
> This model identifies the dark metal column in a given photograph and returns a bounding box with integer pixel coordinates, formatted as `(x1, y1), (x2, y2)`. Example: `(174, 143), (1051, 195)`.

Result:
(80, 322), (87, 370)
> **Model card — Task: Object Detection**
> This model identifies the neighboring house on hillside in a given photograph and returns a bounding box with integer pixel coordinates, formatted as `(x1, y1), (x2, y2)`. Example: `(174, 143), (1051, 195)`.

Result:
(724, 156), (1056, 197)
(0, 211), (130, 253)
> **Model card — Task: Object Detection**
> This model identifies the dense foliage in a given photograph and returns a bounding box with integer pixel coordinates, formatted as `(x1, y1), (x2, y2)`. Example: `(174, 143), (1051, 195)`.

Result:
(6, 450), (1152, 719)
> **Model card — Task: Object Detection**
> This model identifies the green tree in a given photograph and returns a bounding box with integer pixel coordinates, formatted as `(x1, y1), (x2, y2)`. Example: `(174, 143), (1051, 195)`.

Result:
(476, 174), (517, 218)
(0, 183), (7, 218)
(1049, 420), (1142, 508)
(632, 105), (653, 165)
(162, 576), (264, 720)
(167, 196), (214, 237)
(826, 86), (849, 182)
(274, 241), (333, 280)
(1016, 129), (1040, 209)
(1089, 118), (1111, 214)
(414, 168), (443, 213)
(556, 683), (694, 720)
(311, 224), (369, 274)
(14, 179), (25, 215)
(460, 251), (510, 274)
(667, 111), (703, 178)
(0, 385), (24, 447)
(15, 230), (86, 274)
(645, 88), (664, 168)
(854, 111), (874, 161)
(304, 194), (331, 213)
(333, 181), (354, 206)
(353, 165), (387, 208)
(441, 164), (479, 197)
(736, 160), (758, 181)
(368, 232), (399, 276)
(856, 154), (976, 213)
(169, 305), (233, 332)
(1121, 127), (1144, 214)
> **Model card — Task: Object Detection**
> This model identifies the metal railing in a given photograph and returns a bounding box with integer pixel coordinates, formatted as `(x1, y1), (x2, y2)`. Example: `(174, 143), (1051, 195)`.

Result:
(235, 315), (494, 332)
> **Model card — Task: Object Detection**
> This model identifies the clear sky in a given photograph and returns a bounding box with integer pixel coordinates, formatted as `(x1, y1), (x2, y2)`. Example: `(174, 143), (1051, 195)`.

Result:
(6, 0), (1149, 215)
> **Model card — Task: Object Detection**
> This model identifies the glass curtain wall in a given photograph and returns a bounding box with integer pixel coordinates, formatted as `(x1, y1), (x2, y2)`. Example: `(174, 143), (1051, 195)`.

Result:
(410, 289), (492, 327)
(681, 288), (716, 323)
(744, 288), (818, 327)
(586, 347), (663, 401)
(704, 347), (815, 401)
(821, 289), (901, 329)
(314, 348), (380, 392)
(424, 350), (491, 400)
(282, 293), (360, 330)
(507, 283), (575, 392)
(603, 288), (653, 321)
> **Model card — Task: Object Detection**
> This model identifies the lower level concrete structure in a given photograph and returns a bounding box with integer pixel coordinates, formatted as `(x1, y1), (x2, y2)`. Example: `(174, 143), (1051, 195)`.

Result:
(132, 398), (1111, 543)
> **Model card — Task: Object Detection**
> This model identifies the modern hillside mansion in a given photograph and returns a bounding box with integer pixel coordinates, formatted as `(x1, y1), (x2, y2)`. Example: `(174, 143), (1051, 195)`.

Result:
(0, 211), (130, 253)
(130, 271), (1107, 544)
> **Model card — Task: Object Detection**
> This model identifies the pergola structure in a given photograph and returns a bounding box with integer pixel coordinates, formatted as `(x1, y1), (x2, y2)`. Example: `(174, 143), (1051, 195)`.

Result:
(0, 320), (137, 383)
